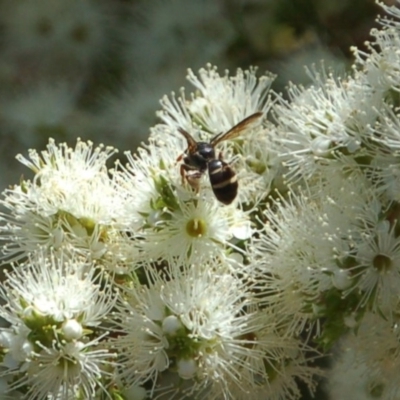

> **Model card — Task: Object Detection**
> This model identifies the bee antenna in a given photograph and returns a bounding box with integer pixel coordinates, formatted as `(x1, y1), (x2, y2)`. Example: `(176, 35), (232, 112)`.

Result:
(177, 127), (197, 147)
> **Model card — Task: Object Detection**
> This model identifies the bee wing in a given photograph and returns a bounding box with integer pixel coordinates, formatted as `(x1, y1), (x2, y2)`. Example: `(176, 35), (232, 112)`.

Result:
(177, 128), (198, 152)
(210, 112), (263, 146)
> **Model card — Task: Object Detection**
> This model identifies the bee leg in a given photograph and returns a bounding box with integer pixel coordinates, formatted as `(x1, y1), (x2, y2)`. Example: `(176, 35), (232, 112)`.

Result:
(186, 173), (202, 193)
(180, 164), (202, 192)
(180, 163), (188, 185)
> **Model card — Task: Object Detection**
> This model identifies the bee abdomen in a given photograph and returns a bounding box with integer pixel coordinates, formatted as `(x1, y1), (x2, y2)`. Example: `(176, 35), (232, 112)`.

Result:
(208, 160), (238, 205)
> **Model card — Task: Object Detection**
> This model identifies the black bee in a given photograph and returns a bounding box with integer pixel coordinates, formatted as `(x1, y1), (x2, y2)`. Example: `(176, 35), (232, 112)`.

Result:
(177, 112), (263, 205)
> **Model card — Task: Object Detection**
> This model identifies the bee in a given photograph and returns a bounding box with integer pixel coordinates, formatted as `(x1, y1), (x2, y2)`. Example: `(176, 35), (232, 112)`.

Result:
(177, 112), (263, 205)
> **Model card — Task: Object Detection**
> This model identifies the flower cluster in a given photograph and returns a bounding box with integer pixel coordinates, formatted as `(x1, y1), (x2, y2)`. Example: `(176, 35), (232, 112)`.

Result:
(1, 1), (400, 399)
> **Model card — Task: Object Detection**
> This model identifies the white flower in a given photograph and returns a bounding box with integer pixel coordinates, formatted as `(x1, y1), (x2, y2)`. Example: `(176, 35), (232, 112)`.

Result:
(353, 15), (400, 94)
(327, 345), (378, 400)
(1, 251), (116, 326)
(0, 250), (117, 399)
(183, 65), (274, 131)
(113, 261), (319, 399)
(273, 2), (400, 186)
(365, 105), (400, 203)
(113, 263), (256, 395)
(148, 66), (277, 205)
(153, 65), (273, 147)
(114, 137), (253, 265)
(213, 338), (320, 400)
(379, 0), (400, 27)
(21, 339), (114, 400)
(113, 136), (185, 230)
(273, 70), (381, 182)
(235, 121), (283, 203)
(0, 326), (33, 368)
(345, 221), (400, 317)
(249, 168), (374, 334)
(138, 194), (251, 264)
(328, 312), (400, 400)
(112, 281), (170, 392)
(0, 139), (131, 266)
(112, 68), (279, 247)
(109, 67), (278, 223)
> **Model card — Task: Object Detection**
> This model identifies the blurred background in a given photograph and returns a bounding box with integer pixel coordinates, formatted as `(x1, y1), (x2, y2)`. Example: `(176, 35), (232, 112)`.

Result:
(0, 0), (386, 188)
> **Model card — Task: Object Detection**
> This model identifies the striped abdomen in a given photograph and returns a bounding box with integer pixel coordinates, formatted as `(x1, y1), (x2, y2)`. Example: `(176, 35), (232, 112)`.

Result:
(208, 159), (238, 205)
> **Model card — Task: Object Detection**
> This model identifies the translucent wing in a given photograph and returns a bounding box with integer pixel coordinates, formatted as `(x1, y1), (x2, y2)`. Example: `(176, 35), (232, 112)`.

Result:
(210, 112), (263, 146)
(177, 128), (198, 152)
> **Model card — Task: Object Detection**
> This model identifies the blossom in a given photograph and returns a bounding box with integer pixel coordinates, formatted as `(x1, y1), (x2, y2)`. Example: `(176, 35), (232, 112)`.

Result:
(272, 71), (381, 182)
(182, 65), (274, 130)
(353, 9), (400, 94)
(114, 135), (253, 265)
(137, 193), (251, 264)
(112, 261), (320, 399)
(343, 217), (400, 318)
(0, 139), (133, 268)
(328, 312), (400, 400)
(327, 346), (381, 400)
(272, 1), (400, 189)
(113, 263), (259, 396)
(363, 104), (400, 203)
(0, 250), (117, 399)
(146, 66), (279, 205)
(249, 168), (369, 331)
(154, 64), (273, 153)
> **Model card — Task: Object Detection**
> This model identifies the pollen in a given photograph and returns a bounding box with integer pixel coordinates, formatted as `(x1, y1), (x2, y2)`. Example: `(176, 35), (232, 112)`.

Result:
(186, 218), (207, 237)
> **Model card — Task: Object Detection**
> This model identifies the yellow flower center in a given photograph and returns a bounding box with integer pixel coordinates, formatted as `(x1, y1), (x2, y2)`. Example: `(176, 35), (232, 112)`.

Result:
(186, 218), (207, 237)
